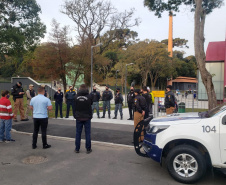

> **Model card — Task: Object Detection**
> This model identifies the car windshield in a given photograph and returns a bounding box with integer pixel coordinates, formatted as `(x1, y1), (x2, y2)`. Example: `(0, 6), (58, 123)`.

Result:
(199, 103), (226, 118)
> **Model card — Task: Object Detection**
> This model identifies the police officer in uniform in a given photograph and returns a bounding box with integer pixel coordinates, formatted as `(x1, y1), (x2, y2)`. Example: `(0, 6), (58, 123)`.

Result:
(90, 86), (101, 118)
(11, 82), (28, 122)
(142, 86), (152, 119)
(65, 86), (76, 118)
(54, 88), (63, 118)
(25, 84), (36, 119)
(164, 85), (176, 115)
(112, 88), (123, 120)
(127, 86), (135, 120)
(101, 86), (113, 119)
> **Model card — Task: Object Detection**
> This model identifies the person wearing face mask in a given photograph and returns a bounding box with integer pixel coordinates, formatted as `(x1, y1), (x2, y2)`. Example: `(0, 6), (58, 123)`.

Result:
(11, 82), (28, 122)
(101, 86), (113, 119)
(127, 86), (135, 120)
(0, 90), (15, 143)
(65, 86), (76, 118)
(164, 85), (176, 114)
(142, 86), (152, 119)
(113, 88), (123, 120)
(90, 86), (101, 118)
(54, 87), (63, 118)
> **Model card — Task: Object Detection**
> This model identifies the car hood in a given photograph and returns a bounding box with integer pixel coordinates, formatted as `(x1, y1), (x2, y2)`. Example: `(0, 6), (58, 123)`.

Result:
(151, 112), (201, 124)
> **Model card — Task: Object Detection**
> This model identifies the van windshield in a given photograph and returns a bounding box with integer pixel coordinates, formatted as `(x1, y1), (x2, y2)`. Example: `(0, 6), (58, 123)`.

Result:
(199, 103), (226, 118)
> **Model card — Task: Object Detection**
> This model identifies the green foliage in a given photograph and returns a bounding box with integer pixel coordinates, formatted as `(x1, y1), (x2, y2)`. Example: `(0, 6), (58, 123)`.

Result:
(144, 0), (223, 17)
(161, 38), (189, 48)
(0, 0), (46, 57)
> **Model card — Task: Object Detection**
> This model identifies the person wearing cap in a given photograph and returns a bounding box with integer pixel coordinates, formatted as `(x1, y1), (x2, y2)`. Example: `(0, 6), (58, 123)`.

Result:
(134, 89), (146, 140)
(65, 85), (76, 118)
(164, 85), (176, 114)
(127, 86), (135, 120)
(25, 84), (36, 119)
(90, 86), (101, 118)
(101, 86), (113, 119)
(11, 82), (28, 122)
(112, 88), (123, 120)
(142, 86), (152, 119)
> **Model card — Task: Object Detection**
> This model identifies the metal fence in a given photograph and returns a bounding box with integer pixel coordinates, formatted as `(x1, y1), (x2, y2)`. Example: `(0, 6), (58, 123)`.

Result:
(152, 90), (224, 118)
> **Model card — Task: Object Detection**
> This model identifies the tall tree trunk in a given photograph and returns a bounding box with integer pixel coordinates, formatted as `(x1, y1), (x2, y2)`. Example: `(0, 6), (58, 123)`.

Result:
(194, 0), (217, 110)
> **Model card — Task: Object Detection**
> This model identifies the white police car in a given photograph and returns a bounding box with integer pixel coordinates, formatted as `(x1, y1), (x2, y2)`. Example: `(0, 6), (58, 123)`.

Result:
(134, 104), (226, 184)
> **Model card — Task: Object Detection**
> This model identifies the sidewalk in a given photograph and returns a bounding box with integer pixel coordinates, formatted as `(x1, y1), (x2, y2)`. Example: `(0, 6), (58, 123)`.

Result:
(54, 108), (134, 125)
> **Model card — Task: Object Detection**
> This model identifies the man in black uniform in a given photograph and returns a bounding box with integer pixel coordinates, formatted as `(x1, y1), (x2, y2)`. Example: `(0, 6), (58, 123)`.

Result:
(113, 88), (123, 120)
(165, 85), (176, 115)
(65, 86), (76, 118)
(74, 84), (93, 154)
(54, 88), (63, 118)
(11, 82), (28, 122)
(90, 86), (101, 118)
(127, 86), (135, 120)
(101, 86), (113, 119)
(134, 89), (146, 141)
(142, 86), (152, 119)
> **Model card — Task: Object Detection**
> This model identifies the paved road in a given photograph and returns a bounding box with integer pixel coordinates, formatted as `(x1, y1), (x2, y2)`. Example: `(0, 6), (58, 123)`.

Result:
(12, 118), (134, 146)
(1, 132), (225, 185)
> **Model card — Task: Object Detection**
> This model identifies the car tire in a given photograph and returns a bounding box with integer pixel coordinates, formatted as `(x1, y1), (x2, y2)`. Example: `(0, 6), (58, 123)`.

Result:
(166, 145), (206, 184)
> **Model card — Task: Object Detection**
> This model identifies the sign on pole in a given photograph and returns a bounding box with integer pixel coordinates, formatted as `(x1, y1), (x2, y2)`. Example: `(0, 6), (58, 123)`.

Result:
(152, 91), (165, 98)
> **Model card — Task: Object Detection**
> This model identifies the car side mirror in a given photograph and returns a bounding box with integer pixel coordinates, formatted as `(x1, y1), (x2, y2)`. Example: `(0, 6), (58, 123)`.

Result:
(222, 115), (226, 125)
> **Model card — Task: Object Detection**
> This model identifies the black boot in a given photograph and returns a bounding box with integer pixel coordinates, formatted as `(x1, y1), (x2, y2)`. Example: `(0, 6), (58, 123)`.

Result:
(101, 115), (105, 118)
(112, 116), (117, 119)
(98, 115), (100, 118)
(121, 115), (123, 120)
(108, 115), (111, 119)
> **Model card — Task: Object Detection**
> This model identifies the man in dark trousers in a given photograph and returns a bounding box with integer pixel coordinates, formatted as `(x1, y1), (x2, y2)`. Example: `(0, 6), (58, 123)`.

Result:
(113, 88), (123, 120)
(54, 87), (63, 118)
(65, 86), (76, 118)
(101, 86), (113, 119)
(142, 86), (152, 119)
(74, 84), (93, 154)
(11, 82), (28, 122)
(90, 86), (101, 118)
(165, 85), (176, 115)
(127, 86), (135, 120)
(30, 86), (52, 149)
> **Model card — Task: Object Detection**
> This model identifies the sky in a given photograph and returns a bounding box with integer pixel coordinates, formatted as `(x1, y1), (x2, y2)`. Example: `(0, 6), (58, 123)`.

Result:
(36, 0), (226, 57)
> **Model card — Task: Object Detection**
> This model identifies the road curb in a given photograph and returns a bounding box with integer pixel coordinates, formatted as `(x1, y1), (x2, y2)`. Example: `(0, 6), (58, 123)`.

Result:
(12, 129), (134, 149)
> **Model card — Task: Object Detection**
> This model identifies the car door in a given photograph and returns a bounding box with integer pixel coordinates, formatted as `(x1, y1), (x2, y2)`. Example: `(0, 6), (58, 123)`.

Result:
(220, 115), (226, 164)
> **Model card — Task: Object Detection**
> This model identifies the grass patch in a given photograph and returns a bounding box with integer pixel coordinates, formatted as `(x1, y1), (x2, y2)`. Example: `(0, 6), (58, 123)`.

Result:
(185, 108), (207, 112)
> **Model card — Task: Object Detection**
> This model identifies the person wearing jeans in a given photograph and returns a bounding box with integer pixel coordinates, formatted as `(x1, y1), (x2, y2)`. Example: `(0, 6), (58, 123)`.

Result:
(30, 86), (52, 149)
(74, 84), (93, 154)
(0, 90), (14, 143)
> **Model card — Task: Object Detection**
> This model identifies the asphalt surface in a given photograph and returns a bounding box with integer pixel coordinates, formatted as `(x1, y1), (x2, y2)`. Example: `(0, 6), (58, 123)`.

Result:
(1, 132), (225, 185)
(12, 118), (134, 146)
(5, 118), (225, 184)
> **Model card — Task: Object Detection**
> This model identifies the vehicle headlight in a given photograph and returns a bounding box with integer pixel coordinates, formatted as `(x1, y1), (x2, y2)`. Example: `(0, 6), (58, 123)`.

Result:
(146, 125), (170, 134)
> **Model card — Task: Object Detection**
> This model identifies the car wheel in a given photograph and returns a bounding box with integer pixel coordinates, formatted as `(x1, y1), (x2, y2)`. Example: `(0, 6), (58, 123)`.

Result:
(166, 145), (206, 184)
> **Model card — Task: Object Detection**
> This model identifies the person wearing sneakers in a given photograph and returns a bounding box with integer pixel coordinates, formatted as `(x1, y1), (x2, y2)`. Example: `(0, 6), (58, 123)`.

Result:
(112, 88), (123, 120)
(30, 86), (52, 149)
(74, 84), (93, 154)
(0, 90), (15, 143)
(11, 82), (28, 122)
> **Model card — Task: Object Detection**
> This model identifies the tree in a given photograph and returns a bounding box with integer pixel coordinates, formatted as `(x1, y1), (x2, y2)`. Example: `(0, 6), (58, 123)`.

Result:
(161, 38), (189, 48)
(0, 0), (46, 57)
(32, 20), (72, 94)
(61, 0), (139, 51)
(144, 0), (223, 109)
